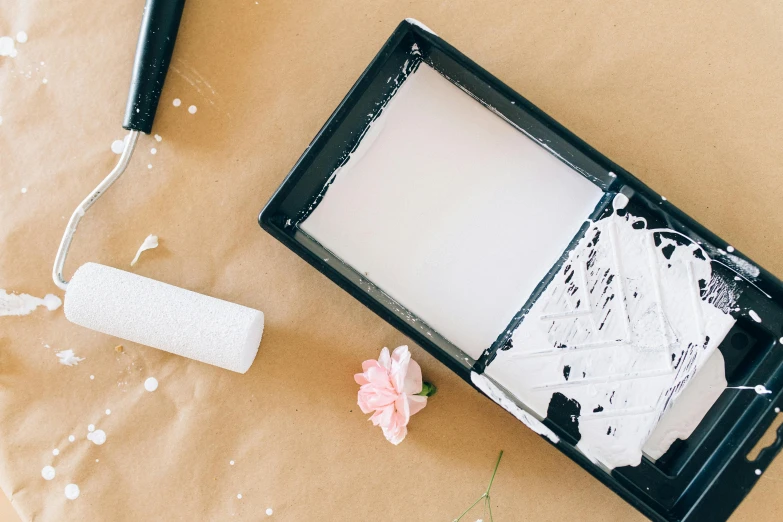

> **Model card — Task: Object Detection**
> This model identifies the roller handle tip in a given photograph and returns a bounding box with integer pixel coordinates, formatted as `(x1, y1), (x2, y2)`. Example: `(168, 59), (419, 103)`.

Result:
(123, 0), (186, 134)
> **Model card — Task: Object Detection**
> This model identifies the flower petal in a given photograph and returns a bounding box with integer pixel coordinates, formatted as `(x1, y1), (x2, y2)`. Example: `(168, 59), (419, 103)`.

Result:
(354, 372), (370, 385)
(394, 394), (411, 426)
(390, 346), (411, 393)
(401, 358), (423, 395)
(378, 347), (391, 371)
(382, 421), (407, 445)
(370, 404), (395, 428)
(406, 394), (428, 417)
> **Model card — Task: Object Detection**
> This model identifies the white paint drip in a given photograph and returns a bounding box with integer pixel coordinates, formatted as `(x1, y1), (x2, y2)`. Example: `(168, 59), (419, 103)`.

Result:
(749, 310), (762, 323)
(144, 377), (158, 392)
(173, 98), (181, 107)
(471, 372), (560, 444)
(405, 18), (437, 35)
(87, 429), (106, 445)
(486, 204), (736, 469)
(727, 385), (772, 395)
(15, 31), (27, 43)
(0, 290), (62, 316)
(41, 466), (55, 480)
(0, 36), (17, 57)
(64, 483), (80, 500)
(717, 248), (761, 279)
(56, 350), (85, 367)
(130, 234), (158, 266)
(188, 105), (197, 114)
(111, 139), (125, 154)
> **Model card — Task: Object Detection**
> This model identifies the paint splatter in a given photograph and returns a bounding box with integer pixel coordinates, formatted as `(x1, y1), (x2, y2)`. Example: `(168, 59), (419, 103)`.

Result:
(105, 409), (111, 415)
(150, 147), (157, 155)
(111, 139), (125, 154)
(21, 187), (27, 194)
(15, 31), (27, 43)
(0, 36), (17, 57)
(64, 483), (80, 500)
(0, 290), (61, 316)
(41, 466), (55, 481)
(726, 385), (772, 395)
(87, 429), (106, 445)
(755, 469), (762, 476)
(237, 494), (242, 499)
(173, 98), (181, 107)
(56, 350), (85, 367)
(229, 460), (234, 465)
(90, 375), (95, 380)
(144, 377), (158, 392)
(52, 449), (59, 456)
(749, 310), (762, 323)
(188, 105), (197, 114)
(154, 134), (162, 142)
(68, 435), (75, 442)
(266, 508), (274, 516)
(130, 235), (158, 266)
(87, 424), (95, 432)
(727, 246), (735, 253)
(148, 164), (152, 169)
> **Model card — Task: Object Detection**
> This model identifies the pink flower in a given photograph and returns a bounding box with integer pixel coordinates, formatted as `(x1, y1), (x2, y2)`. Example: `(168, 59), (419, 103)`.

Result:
(354, 345), (429, 445)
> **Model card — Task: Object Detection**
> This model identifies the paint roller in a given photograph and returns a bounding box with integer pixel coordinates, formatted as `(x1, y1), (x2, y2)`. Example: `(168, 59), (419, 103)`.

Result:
(53, 0), (263, 374)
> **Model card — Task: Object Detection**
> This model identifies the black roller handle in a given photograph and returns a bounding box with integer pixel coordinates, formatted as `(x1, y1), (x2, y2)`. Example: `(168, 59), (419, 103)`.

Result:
(123, 0), (186, 134)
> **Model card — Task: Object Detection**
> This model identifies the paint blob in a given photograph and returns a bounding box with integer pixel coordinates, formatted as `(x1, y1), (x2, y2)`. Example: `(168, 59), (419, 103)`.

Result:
(154, 134), (162, 142)
(56, 350), (85, 367)
(173, 98), (181, 107)
(105, 409), (111, 415)
(64, 483), (80, 500)
(150, 147), (157, 155)
(0, 36), (17, 57)
(88, 424), (95, 432)
(68, 435), (75, 442)
(111, 139), (125, 154)
(130, 235), (158, 266)
(52, 449), (59, 456)
(0, 290), (61, 316)
(749, 310), (762, 323)
(15, 31), (27, 43)
(41, 466), (55, 480)
(188, 105), (197, 114)
(87, 429), (106, 445)
(144, 377), (158, 392)
(237, 494), (242, 499)
(266, 508), (274, 516)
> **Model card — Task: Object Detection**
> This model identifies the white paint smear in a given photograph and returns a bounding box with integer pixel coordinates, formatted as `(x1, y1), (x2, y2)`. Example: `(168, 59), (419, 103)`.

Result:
(144, 377), (158, 392)
(64, 483), (80, 500)
(486, 206), (736, 469)
(302, 63), (603, 359)
(749, 310), (762, 323)
(0, 290), (61, 316)
(130, 234), (158, 266)
(727, 385), (772, 395)
(471, 372), (560, 444)
(0, 36), (17, 57)
(87, 429), (106, 445)
(41, 466), (55, 480)
(56, 350), (85, 367)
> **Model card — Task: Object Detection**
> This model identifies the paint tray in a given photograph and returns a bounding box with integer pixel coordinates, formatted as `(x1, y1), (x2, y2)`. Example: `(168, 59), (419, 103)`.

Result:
(259, 19), (783, 521)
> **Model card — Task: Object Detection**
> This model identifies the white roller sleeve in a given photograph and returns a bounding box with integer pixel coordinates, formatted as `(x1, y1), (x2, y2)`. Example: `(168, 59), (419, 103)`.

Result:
(64, 263), (263, 373)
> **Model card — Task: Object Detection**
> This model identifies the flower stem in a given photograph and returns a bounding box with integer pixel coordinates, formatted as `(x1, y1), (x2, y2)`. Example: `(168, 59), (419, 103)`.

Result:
(417, 382), (437, 397)
(452, 450), (504, 522)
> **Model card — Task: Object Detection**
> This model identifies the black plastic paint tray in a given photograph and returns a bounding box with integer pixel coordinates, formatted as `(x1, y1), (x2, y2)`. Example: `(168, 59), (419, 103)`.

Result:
(258, 19), (783, 521)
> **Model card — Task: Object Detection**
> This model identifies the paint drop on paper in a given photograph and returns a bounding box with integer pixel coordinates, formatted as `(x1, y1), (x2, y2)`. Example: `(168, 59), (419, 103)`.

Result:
(88, 424), (95, 432)
(0, 290), (62, 316)
(0, 116), (3, 125)
(16, 31), (28, 43)
(41, 466), (55, 481)
(727, 246), (735, 253)
(68, 435), (75, 442)
(56, 350), (85, 367)
(148, 164), (152, 169)
(64, 483), (80, 500)
(266, 508), (273, 516)
(150, 148), (157, 155)
(144, 377), (158, 392)
(95, 459), (99, 462)
(188, 105), (197, 114)
(111, 139), (125, 154)
(749, 310), (762, 323)
(87, 429), (106, 445)
(173, 98), (181, 107)
(237, 494), (242, 499)
(90, 375), (95, 380)
(0, 36), (16, 57)
(229, 460), (234, 465)
(21, 187), (27, 194)
(52, 449), (59, 456)
(130, 235), (158, 266)
(42, 78), (47, 84)
(755, 469), (762, 476)
(154, 134), (162, 142)
(105, 409), (111, 415)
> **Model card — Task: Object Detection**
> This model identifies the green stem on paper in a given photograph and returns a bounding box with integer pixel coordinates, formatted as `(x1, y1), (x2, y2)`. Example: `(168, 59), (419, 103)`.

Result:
(417, 382), (437, 397)
(452, 450), (504, 522)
